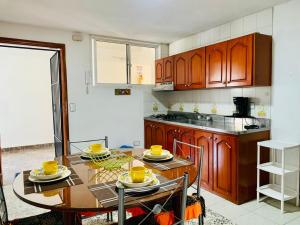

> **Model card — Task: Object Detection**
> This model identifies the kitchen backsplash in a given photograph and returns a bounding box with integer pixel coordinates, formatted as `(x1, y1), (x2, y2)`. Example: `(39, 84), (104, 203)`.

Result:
(145, 86), (271, 119)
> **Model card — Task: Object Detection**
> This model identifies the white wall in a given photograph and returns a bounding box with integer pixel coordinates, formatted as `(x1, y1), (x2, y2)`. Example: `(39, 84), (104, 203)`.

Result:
(0, 47), (54, 147)
(0, 22), (167, 150)
(272, 0), (300, 189)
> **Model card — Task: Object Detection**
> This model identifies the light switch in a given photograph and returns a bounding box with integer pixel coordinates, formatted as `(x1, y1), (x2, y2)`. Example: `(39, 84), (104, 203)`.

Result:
(69, 103), (76, 112)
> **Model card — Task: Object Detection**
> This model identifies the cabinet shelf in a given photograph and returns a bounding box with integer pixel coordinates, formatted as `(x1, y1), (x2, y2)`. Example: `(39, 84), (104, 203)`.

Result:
(258, 184), (298, 201)
(257, 162), (299, 175)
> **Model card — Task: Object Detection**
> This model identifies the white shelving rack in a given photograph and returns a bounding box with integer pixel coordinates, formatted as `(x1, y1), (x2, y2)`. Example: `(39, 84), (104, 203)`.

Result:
(257, 140), (300, 213)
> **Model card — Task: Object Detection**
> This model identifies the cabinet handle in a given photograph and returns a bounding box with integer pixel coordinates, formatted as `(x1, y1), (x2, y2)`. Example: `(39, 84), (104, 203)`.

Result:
(209, 136), (213, 140)
(227, 80), (231, 83)
(214, 137), (217, 142)
(223, 81), (226, 84)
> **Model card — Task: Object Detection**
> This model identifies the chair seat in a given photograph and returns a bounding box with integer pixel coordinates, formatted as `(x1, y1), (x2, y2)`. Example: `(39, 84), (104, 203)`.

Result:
(11, 211), (63, 225)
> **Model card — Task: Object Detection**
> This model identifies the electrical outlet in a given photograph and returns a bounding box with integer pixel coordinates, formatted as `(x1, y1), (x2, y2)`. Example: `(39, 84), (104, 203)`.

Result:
(69, 103), (76, 112)
(133, 141), (140, 146)
(115, 89), (131, 95)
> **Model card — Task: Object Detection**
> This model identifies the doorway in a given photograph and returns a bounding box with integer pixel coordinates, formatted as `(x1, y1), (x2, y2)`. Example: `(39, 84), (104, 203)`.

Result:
(0, 37), (69, 185)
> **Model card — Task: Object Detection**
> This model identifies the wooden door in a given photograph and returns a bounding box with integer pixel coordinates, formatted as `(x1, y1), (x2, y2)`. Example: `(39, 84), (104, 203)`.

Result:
(206, 41), (227, 88)
(177, 128), (194, 159)
(163, 56), (174, 82)
(152, 123), (165, 148)
(227, 34), (253, 87)
(213, 133), (237, 201)
(188, 48), (206, 89)
(144, 121), (154, 149)
(174, 53), (189, 90)
(165, 125), (180, 153)
(155, 59), (164, 83)
(194, 130), (213, 190)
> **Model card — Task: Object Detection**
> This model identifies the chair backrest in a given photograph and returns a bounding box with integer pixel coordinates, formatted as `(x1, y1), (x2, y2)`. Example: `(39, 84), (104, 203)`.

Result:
(117, 173), (189, 225)
(68, 136), (108, 154)
(0, 184), (8, 225)
(173, 139), (204, 198)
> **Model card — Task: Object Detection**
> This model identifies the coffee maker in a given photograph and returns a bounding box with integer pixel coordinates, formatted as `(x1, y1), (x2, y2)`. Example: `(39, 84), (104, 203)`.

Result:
(233, 97), (250, 117)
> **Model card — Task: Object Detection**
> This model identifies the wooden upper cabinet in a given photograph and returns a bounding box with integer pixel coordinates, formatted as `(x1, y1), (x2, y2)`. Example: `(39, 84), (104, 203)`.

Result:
(213, 133), (237, 202)
(188, 48), (206, 89)
(174, 53), (189, 90)
(155, 59), (164, 83)
(163, 56), (174, 82)
(194, 130), (213, 190)
(206, 41), (227, 88)
(227, 34), (253, 87)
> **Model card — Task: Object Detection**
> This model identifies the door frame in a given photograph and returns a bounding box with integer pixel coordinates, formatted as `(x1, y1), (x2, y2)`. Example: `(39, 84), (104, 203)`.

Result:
(0, 37), (69, 155)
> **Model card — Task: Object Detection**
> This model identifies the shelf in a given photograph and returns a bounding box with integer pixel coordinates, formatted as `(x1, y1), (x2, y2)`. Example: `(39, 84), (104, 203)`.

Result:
(257, 162), (299, 175)
(258, 140), (300, 151)
(258, 184), (298, 201)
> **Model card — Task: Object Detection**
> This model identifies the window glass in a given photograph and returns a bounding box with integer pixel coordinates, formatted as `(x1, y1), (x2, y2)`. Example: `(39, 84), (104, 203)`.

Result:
(130, 46), (155, 85)
(96, 41), (127, 84)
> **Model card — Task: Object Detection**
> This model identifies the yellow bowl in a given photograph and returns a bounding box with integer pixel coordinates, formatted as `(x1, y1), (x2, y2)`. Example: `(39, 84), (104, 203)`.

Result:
(89, 143), (103, 153)
(130, 166), (146, 183)
(42, 161), (58, 175)
(150, 145), (163, 156)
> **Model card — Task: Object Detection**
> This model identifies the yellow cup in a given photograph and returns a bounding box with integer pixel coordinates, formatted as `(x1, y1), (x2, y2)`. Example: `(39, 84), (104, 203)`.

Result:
(130, 166), (146, 183)
(42, 161), (58, 175)
(89, 143), (103, 153)
(150, 145), (163, 155)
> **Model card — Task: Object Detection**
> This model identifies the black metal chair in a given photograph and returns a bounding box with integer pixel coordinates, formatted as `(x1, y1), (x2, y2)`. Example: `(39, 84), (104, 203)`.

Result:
(0, 184), (63, 225)
(117, 173), (189, 225)
(68, 136), (108, 154)
(173, 139), (205, 225)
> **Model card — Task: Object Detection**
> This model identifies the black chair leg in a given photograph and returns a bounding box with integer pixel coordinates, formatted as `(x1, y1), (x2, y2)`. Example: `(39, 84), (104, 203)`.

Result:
(198, 214), (204, 225)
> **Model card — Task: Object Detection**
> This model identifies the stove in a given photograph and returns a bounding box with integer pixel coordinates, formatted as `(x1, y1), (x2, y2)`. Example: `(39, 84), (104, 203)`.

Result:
(149, 114), (187, 121)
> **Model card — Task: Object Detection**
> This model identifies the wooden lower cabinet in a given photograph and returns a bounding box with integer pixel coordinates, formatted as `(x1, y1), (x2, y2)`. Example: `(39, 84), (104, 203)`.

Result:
(144, 120), (270, 204)
(194, 130), (213, 190)
(212, 133), (237, 202)
(144, 121), (165, 149)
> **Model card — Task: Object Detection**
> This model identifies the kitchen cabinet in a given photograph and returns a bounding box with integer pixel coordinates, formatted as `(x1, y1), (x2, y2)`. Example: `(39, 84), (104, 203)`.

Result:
(155, 59), (164, 83)
(144, 119), (270, 204)
(144, 121), (165, 149)
(206, 41), (228, 88)
(174, 52), (189, 90)
(174, 48), (205, 90)
(194, 130), (213, 190)
(155, 56), (174, 83)
(226, 35), (253, 86)
(206, 33), (272, 88)
(212, 133), (237, 202)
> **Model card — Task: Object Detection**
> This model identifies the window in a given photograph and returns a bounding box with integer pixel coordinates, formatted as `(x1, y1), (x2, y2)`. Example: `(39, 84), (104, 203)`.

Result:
(92, 38), (156, 85)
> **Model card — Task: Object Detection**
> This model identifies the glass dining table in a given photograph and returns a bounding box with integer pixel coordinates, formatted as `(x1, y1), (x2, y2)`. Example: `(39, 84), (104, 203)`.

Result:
(13, 148), (197, 225)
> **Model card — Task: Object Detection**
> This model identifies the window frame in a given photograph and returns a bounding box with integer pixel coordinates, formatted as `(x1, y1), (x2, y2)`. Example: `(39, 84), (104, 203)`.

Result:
(91, 35), (159, 85)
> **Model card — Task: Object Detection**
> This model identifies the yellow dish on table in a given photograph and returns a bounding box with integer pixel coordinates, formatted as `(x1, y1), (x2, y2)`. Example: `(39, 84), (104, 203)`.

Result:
(150, 145), (163, 156)
(130, 166), (146, 183)
(42, 161), (58, 175)
(89, 143), (104, 153)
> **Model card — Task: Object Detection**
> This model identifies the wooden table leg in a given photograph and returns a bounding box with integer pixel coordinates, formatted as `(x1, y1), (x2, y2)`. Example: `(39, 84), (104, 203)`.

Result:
(63, 211), (77, 225)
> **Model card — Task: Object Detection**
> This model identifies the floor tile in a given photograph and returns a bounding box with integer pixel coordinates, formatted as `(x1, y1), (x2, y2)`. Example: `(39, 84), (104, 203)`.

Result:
(212, 199), (249, 220)
(235, 212), (279, 225)
(253, 200), (300, 225)
(286, 216), (300, 225)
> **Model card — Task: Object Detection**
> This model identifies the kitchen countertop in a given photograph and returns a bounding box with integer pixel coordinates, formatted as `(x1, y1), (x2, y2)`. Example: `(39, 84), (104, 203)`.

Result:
(144, 117), (270, 135)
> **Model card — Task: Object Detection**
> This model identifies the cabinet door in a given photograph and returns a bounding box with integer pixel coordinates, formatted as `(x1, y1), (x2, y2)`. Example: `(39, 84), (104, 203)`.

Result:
(194, 130), (213, 190)
(174, 53), (189, 90)
(152, 123), (165, 148)
(177, 128), (194, 159)
(144, 121), (154, 149)
(213, 134), (237, 201)
(165, 125), (179, 153)
(227, 34), (253, 87)
(155, 59), (164, 83)
(188, 48), (206, 89)
(206, 42), (227, 88)
(163, 56), (174, 82)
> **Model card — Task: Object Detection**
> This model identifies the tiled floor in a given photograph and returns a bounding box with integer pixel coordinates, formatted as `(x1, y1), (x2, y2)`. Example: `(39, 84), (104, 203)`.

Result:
(3, 147), (300, 224)
(198, 187), (300, 225)
(2, 145), (55, 185)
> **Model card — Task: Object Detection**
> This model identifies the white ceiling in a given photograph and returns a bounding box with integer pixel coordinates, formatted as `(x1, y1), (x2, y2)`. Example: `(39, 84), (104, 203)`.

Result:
(0, 0), (288, 43)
